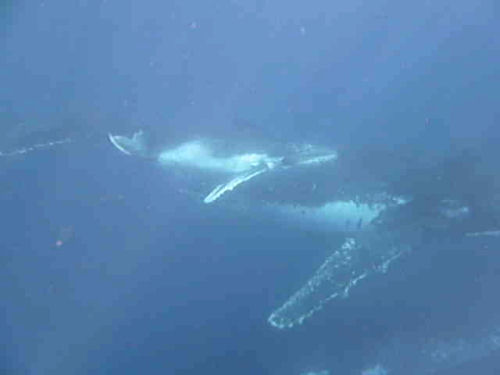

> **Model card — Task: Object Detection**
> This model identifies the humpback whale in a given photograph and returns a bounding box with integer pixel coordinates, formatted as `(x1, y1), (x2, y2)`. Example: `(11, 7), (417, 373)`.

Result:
(109, 131), (499, 331)
(108, 130), (338, 204)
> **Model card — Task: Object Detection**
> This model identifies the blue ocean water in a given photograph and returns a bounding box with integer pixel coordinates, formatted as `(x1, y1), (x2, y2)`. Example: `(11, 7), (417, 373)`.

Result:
(1, 1), (500, 374)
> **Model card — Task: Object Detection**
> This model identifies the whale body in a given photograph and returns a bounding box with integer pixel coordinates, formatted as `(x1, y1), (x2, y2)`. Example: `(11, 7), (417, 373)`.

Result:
(108, 131), (338, 204)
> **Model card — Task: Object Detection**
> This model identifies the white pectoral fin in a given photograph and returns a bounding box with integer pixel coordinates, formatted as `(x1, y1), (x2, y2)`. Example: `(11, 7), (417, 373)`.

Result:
(203, 168), (268, 204)
(268, 236), (410, 329)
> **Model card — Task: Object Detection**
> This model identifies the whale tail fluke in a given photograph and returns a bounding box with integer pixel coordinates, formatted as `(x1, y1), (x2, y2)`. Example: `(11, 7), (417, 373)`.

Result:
(108, 130), (149, 157)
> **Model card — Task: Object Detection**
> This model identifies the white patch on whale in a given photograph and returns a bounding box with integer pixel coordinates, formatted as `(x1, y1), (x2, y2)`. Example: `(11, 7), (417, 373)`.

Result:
(157, 139), (281, 173)
(265, 201), (386, 232)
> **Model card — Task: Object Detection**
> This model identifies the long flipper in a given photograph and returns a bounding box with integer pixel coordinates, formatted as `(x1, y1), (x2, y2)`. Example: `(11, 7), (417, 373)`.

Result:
(203, 167), (268, 204)
(268, 235), (410, 329)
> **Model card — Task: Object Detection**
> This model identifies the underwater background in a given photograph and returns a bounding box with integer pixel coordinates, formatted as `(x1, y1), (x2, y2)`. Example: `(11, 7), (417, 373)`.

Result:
(1, 1), (500, 374)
